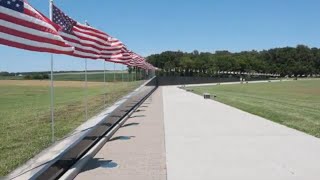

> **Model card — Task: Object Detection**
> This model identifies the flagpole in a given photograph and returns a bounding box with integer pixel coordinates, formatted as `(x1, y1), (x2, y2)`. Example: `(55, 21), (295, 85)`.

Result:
(84, 59), (88, 121)
(135, 67), (137, 81)
(113, 62), (116, 82)
(122, 64), (124, 82)
(103, 60), (106, 107)
(49, 0), (55, 143)
(50, 55), (54, 142)
(84, 20), (89, 120)
(131, 66), (133, 82)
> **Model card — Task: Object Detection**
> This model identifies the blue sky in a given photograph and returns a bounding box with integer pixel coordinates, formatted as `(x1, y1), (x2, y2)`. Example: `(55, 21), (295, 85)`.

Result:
(1, 0), (320, 72)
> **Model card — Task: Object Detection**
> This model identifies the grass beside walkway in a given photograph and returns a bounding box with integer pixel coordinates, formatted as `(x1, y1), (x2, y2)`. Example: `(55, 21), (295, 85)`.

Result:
(0, 80), (142, 176)
(190, 80), (320, 138)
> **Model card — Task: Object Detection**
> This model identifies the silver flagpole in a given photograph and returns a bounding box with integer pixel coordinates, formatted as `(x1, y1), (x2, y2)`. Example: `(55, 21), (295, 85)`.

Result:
(131, 66), (133, 82)
(85, 59), (88, 120)
(139, 68), (141, 81)
(122, 64), (124, 82)
(50, 56), (54, 142)
(113, 62), (116, 82)
(49, 0), (55, 143)
(103, 60), (106, 107)
(84, 20), (89, 120)
(135, 67), (137, 81)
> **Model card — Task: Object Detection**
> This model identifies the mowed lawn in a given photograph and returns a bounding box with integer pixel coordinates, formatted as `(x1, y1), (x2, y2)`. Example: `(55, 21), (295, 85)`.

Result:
(0, 80), (142, 176)
(0, 72), (141, 82)
(191, 80), (320, 138)
(53, 72), (141, 82)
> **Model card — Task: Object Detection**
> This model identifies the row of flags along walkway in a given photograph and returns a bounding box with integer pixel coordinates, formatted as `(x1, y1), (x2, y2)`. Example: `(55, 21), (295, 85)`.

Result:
(0, 0), (155, 70)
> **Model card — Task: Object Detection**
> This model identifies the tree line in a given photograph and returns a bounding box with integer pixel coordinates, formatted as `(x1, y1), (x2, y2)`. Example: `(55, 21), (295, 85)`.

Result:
(0, 71), (49, 80)
(146, 45), (320, 77)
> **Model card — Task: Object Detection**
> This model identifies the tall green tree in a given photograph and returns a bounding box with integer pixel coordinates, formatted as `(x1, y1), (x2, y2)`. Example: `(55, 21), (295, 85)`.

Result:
(147, 45), (320, 77)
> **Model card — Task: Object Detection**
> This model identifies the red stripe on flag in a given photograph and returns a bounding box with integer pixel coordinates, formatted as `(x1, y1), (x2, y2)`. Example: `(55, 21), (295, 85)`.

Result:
(0, 25), (69, 47)
(0, 38), (73, 55)
(0, 12), (58, 35)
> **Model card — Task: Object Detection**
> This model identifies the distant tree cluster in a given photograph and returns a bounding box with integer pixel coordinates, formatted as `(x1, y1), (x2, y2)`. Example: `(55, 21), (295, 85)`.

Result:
(0, 71), (50, 80)
(24, 74), (49, 80)
(147, 45), (320, 77)
(0, 71), (15, 76)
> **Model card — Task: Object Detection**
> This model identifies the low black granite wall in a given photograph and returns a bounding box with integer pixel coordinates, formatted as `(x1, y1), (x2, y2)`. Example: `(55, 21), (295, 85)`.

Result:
(157, 76), (269, 86)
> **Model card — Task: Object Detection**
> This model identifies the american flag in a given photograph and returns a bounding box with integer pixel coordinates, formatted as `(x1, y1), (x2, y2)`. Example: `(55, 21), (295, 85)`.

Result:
(105, 46), (132, 65)
(127, 52), (153, 69)
(0, 0), (74, 54)
(52, 4), (123, 59)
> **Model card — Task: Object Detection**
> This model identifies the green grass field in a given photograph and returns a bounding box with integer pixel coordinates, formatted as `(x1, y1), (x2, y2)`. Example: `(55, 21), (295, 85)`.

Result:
(0, 80), (143, 176)
(0, 71), (143, 82)
(191, 80), (320, 138)
(0, 76), (24, 80)
(53, 72), (141, 82)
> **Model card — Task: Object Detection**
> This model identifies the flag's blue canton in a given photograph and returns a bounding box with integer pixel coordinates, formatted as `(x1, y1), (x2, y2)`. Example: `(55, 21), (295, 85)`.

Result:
(52, 4), (76, 33)
(0, 0), (24, 12)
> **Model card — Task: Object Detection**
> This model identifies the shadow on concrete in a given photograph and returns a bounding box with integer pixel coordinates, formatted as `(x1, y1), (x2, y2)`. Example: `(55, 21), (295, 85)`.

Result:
(121, 123), (140, 128)
(108, 136), (135, 142)
(81, 158), (118, 172)
(135, 109), (146, 112)
(129, 115), (146, 118)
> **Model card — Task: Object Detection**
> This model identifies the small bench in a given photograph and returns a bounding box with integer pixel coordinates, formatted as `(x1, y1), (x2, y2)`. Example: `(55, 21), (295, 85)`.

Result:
(203, 93), (211, 99)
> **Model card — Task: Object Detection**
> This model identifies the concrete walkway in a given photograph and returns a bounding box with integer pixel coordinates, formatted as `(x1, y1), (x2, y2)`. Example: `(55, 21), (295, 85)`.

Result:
(75, 88), (166, 180)
(74, 85), (320, 180)
(163, 86), (320, 180)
